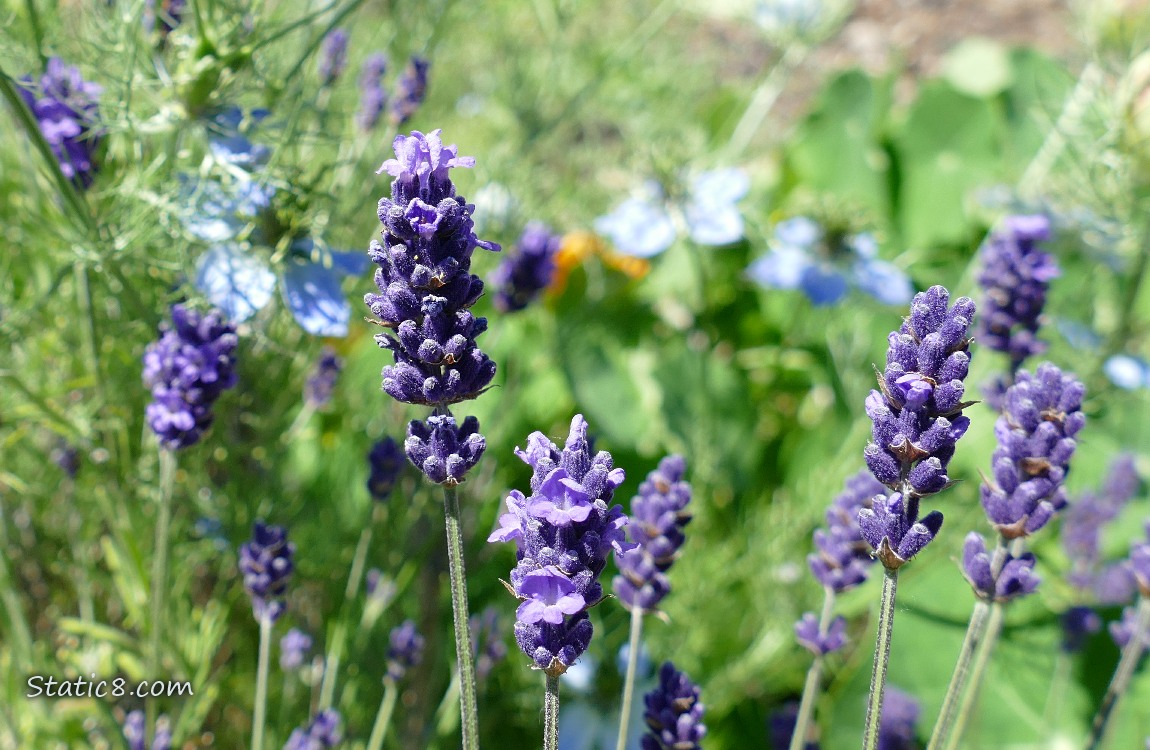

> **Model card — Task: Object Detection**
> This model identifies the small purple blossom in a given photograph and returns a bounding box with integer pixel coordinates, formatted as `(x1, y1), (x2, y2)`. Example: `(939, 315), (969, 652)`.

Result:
(283, 709), (342, 750)
(52, 441), (81, 478)
(491, 222), (562, 312)
(470, 606), (507, 681)
(794, 612), (847, 656)
(877, 687), (921, 750)
(1063, 455), (1140, 600)
(1109, 605), (1143, 649)
(142, 304), (239, 451)
(960, 532), (1040, 601)
(641, 662), (706, 750)
(280, 628), (312, 671)
(318, 29), (350, 85)
(390, 57), (430, 126)
(1061, 606), (1102, 652)
(809, 469), (883, 592)
(404, 414), (485, 485)
(19, 58), (103, 188)
(305, 347), (342, 407)
(386, 619), (425, 681)
(356, 53), (388, 131)
(123, 709), (171, 750)
(858, 492), (944, 569)
(516, 566), (587, 624)
(239, 522), (295, 622)
(367, 436), (404, 500)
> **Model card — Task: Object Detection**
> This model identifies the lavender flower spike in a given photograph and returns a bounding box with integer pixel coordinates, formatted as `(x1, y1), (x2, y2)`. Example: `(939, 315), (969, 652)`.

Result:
(386, 619), (426, 681)
(390, 56), (430, 126)
(357, 53), (388, 131)
(491, 222), (563, 312)
(642, 662), (706, 750)
(318, 29), (350, 85)
(142, 304), (239, 451)
(19, 58), (103, 188)
(980, 363), (1085, 539)
(280, 629), (312, 671)
(405, 414), (485, 486)
(795, 612), (848, 656)
(304, 347), (342, 407)
(367, 436), (405, 500)
(810, 469), (884, 592)
(239, 522), (295, 622)
(284, 709), (342, 750)
(877, 687), (921, 750)
(123, 709), (171, 750)
(961, 532), (1040, 601)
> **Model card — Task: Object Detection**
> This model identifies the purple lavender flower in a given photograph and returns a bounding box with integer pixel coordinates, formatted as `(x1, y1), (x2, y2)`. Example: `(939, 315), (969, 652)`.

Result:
(19, 58), (103, 188)
(491, 222), (562, 312)
(367, 436), (405, 500)
(1062, 455), (1140, 608)
(386, 619), (425, 681)
(641, 662), (705, 750)
(390, 57), (430, 126)
(239, 522), (294, 622)
(1109, 605), (1141, 649)
(795, 613), (848, 656)
(977, 215), (1059, 373)
(284, 709), (342, 750)
(810, 469), (883, 592)
(318, 29), (350, 85)
(404, 414), (485, 486)
(613, 455), (693, 612)
(980, 363), (1085, 539)
(142, 304), (239, 451)
(123, 709), (171, 750)
(304, 347), (341, 407)
(470, 606), (507, 681)
(51, 441), (81, 478)
(357, 53), (388, 132)
(1132, 539), (1150, 595)
(769, 703), (820, 750)
(960, 532), (1040, 601)
(1061, 606), (1102, 652)
(280, 628), (312, 670)
(488, 415), (631, 675)
(877, 686), (920, 750)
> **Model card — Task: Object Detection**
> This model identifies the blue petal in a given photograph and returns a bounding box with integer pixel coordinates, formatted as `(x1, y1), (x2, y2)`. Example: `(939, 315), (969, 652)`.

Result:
(686, 204), (744, 246)
(194, 244), (276, 322)
(281, 260), (351, 336)
(329, 250), (369, 276)
(1104, 355), (1150, 390)
(689, 167), (750, 207)
(774, 216), (822, 249)
(848, 231), (879, 259)
(746, 247), (812, 289)
(593, 198), (676, 258)
(852, 258), (913, 305)
(799, 263), (849, 306)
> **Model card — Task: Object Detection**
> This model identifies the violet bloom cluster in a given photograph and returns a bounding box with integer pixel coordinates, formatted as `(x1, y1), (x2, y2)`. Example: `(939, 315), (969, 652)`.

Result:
(641, 662), (705, 750)
(859, 286), (976, 568)
(367, 436), (405, 501)
(142, 304), (239, 451)
(357, 54), (389, 131)
(875, 687), (921, 750)
(470, 606), (508, 681)
(280, 628), (312, 670)
(491, 222), (563, 313)
(284, 710), (342, 750)
(123, 710), (171, 750)
(239, 522), (295, 622)
(1062, 455), (1140, 603)
(386, 619), (425, 681)
(304, 348), (342, 408)
(960, 532), (1039, 602)
(612, 455), (693, 613)
(391, 57), (430, 126)
(318, 29), (350, 85)
(1110, 532), (1150, 648)
(19, 58), (102, 188)
(487, 415), (632, 675)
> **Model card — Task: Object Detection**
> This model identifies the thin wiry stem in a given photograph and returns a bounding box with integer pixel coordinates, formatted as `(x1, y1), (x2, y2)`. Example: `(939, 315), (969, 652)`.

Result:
(789, 587), (837, 750)
(1086, 595), (1150, 750)
(444, 484), (479, 750)
(862, 566), (899, 750)
(146, 449), (176, 745)
(544, 674), (561, 750)
(366, 677), (400, 750)
(615, 606), (645, 750)
(251, 615), (274, 750)
(724, 43), (809, 160)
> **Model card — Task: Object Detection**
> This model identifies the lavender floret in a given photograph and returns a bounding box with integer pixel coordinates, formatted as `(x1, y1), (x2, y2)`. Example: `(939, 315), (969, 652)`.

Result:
(283, 709), (342, 750)
(239, 522), (295, 622)
(1063, 455), (1139, 596)
(1061, 606), (1102, 652)
(19, 58), (103, 188)
(491, 222), (562, 312)
(794, 613), (848, 656)
(318, 29), (349, 85)
(1109, 605), (1141, 649)
(877, 687), (921, 750)
(961, 532), (1040, 601)
(386, 619), (425, 681)
(142, 304), (239, 451)
(810, 469), (883, 592)
(304, 347), (342, 407)
(357, 53), (388, 131)
(390, 56), (430, 126)
(404, 414), (485, 485)
(470, 606), (507, 681)
(641, 662), (706, 750)
(123, 710), (171, 750)
(613, 456), (693, 612)
(367, 436), (405, 500)
(280, 628), (312, 671)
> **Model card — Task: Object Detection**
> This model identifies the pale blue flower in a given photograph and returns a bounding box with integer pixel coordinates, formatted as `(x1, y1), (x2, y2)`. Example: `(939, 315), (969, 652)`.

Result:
(746, 216), (912, 306)
(1105, 355), (1150, 390)
(594, 169), (749, 257)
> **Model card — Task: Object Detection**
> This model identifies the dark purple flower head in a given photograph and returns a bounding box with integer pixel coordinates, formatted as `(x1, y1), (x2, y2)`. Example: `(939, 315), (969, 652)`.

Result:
(404, 414), (485, 485)
(858, 492), (944, 570)
(1063, 455), (1140, 594)
(318, 29), (350, 85)
(794, 612), (847, 656)
(961, 532), (1040, 601)
(877, 687), (921, 750)
(809, 469), (883, 592)
(490, 415), (631, 675)
(980, 363), (1085, 539)
(491, 222), (562, 313)
(305, 347), (342, 407)
(390, 56), (430, 126)
(280, 628), (312, 671)
(142, 304), (239, 451)
(357, 53), (388, 131)
(978, 215), (1058, 374)
(641, 662), (706, 750)
(768, 703), (821, 750)
(123, 709), (171, 750)
(386, 619), (425, 681)
(364, 130), (500, 407)
(52, 441), (81, 478)
(239, 522), (294, 622)
(19, 58), (103, 188)
(1061, 606), (1102, 652)
(284, 709), (342, 750)
(367, 436), (405, 500)
(470, 606), (507, 680)
(613, 456), (693, 612)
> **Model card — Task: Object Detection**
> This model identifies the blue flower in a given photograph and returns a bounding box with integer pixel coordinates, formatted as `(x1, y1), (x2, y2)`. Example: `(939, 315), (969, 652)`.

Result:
(594, 168), (749, 258)
(746, 217), (912, 306)
(1104, 355), (1150, 390)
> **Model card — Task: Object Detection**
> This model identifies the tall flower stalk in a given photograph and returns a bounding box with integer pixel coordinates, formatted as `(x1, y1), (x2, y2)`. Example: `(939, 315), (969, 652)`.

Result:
(364, 129), (500, 750)
(857, 286), (976, 750)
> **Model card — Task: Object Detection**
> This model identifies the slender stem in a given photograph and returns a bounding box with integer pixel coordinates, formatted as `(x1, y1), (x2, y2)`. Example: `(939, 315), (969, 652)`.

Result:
(789, 587), (837, 750)
(443, 484), (479, 750)
(251, 615), (273, 750)
(146, 449), (176, 744)
(723, 43), (809, 160)
(366, 677), (400, 750)
(615, 606), (646, 750)
(1017, 62), (1101, 196)
(943, 600), (1005, 750)
(1085, 595), (1150, 750)
(544, 674), (560, 750)
(319, 621), (347, 711)
(319, 510), (378, 708)
(862, 566), (899, 750)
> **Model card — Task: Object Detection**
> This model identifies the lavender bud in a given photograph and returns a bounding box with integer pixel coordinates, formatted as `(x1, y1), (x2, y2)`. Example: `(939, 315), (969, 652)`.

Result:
(390, 56), (430, 126)
(239, 521), (295, 622)
(280, 628), (312, 671)
(318, 29), (349, 85)
(284, 709), (342, 750)
(304, 347), (342, 407)
(960, 532), (1040, 601)
(52, 441), (81, 478)
(1109, 605), (1141, 649)
(18, 58), (103, 188)
(386, 619), (425, 681)
(356, 53), (388, 131)
(404, 414), (485, 485)
(641, 662), (706, 750)
(857, 493), (944, 569)
(491, 222), (562, 312)
(794, 613), (848, 656)
(367, 436), (405, 500)
(809, 469), (883, 592)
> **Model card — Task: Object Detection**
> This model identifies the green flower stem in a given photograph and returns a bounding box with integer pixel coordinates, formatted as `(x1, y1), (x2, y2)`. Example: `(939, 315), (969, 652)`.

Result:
(366, 677), (400, 750)
(615, 605), (646, 750)
(146, 449), (177, 744)
(927, 536), (1009, 750)
(544, 674), (561, 750)
(443, 484), (479, 750)
(723, 43), (809, 160)
(251, 615), (274, 750)
(789, 586), (836, 750)
(1086, 595), (1150, 750)
(862, 566), (899, 750)
(943, 599), (1005, 750)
